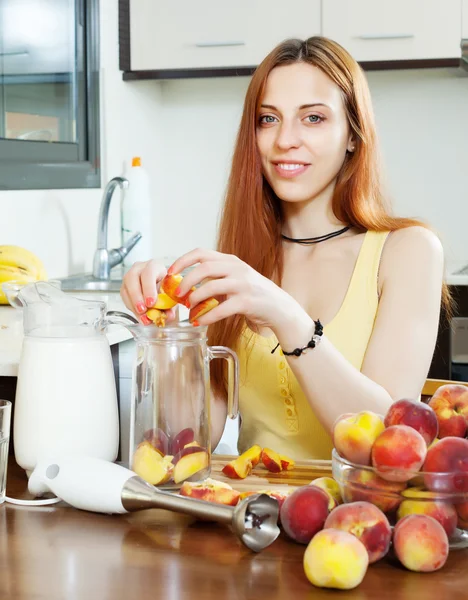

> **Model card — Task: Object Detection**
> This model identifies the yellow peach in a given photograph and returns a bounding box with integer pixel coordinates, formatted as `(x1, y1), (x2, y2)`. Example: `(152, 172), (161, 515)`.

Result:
(303, 529), (369, 590)
(311, 477), (343, 510)
(333, 411), (385, 466)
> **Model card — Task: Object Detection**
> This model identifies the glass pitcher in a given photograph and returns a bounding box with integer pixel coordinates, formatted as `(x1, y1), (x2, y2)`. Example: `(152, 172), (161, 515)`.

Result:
(14, 282), (120, 474)
(112, 317), (239, 490)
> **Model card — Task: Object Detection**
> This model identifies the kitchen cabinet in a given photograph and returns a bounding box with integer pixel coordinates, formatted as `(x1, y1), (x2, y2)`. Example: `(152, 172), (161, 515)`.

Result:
(322, 0), (461, 63)
(120, 0), (461, 79)
(120, 0), (321, 76)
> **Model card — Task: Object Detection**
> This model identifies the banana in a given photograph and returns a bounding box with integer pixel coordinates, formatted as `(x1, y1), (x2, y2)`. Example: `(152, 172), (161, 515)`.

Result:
(0, 245), (48, 304)
(0, 245), (47, 280)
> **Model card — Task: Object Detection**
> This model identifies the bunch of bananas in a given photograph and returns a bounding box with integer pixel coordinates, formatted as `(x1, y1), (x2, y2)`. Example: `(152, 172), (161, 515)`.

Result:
(0, 245), (48, 304)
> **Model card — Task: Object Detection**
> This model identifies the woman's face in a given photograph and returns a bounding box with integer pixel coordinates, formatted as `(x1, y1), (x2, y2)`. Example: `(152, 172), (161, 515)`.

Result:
(256, 62), (354, 204)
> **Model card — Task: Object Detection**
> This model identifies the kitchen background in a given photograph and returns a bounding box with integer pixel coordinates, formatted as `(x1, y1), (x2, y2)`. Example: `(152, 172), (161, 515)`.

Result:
(2, 0), (468, 457)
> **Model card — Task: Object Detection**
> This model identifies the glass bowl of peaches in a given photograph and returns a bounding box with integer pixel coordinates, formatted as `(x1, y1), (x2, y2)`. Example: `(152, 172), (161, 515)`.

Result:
(331, 389), (468, 550)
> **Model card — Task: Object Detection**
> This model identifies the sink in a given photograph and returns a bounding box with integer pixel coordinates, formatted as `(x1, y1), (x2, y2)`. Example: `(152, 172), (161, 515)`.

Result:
(58, 273), (123, 293)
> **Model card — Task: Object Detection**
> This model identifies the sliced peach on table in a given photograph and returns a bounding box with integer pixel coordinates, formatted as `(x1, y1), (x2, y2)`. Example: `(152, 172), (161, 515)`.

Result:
(311, 477), (343, 511)
(222, 455), (253, 479)
(189, 297), (219, 323)
(132, 441), (173, 485)
(146, 308), (167, 327)
(180, 478), (240, 506)
(261, 448), (283, 473)
(280, 454), (295, 471)
(241, 444), (262, 467)
(173, 449), (209, 484)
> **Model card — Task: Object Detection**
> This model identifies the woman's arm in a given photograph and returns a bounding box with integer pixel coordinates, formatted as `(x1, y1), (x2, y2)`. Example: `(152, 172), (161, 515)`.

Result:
(274, 227), (444, 433)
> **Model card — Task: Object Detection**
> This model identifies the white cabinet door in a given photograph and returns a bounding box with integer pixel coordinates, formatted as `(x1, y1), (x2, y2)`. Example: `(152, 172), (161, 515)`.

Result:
(322, 0), (461, 62)
(129, 0), (320, 71)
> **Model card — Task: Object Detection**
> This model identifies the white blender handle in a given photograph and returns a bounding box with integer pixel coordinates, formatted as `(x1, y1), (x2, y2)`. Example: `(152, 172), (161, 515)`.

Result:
(28, 455), (137, 514)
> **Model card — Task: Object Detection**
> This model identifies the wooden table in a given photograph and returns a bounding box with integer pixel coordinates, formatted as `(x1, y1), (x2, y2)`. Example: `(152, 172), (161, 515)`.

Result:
(0, 456), (467, 600)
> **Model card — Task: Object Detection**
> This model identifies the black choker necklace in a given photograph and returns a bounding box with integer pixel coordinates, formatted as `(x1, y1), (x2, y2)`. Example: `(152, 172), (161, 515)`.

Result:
(281, 225), (350, 245)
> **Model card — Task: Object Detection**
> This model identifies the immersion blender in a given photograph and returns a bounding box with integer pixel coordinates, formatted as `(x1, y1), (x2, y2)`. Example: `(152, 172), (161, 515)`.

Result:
(28, 455), (280, 552)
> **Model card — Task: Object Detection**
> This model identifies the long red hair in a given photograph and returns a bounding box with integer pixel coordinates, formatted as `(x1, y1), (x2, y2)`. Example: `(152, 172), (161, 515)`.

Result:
(209, 36), (450, 398)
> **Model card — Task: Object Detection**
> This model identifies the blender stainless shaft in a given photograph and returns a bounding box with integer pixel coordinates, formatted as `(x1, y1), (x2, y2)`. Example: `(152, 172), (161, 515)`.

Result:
(122, 476), (280, 552)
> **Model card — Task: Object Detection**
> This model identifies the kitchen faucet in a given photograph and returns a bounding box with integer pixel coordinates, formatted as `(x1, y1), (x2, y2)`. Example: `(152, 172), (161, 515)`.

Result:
(92, 177), (142, 280)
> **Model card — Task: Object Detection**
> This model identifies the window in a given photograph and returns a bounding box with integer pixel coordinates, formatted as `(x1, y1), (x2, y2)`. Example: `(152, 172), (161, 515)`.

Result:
(0, 0), (100, 190)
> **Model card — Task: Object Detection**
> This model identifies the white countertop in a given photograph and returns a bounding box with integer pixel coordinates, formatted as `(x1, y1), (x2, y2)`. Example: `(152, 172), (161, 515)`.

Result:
(0, 292), (133, 377)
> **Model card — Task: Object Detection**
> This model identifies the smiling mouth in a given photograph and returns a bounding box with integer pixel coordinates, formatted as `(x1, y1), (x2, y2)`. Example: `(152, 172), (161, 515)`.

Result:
(272, 163), (310, 177)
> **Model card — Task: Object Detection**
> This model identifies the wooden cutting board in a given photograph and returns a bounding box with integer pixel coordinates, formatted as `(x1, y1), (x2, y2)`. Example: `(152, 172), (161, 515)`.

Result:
(210, 455), (333, 493)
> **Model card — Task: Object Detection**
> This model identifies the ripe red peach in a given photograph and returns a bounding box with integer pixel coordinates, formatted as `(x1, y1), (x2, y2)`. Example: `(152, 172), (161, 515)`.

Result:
(324, 501), (392, 563)
(180, 478), (240, 506)
(397, 487), (458, 537)
(371, 425), (427, 482)
(333, 411), (385, 466)
(280, 486), (330, 544)
(303, 529), (369, 590)
(393, 514), (449, 572)
(456, 501), (468, 530)
(428, 384), (468, 438)
(384, 399), (438, 446)
(423, 436), (468, 493)
(342, 468), (407, 513)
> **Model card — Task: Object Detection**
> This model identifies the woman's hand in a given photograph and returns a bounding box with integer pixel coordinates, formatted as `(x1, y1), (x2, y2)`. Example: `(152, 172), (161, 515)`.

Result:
(168, 248), (310, 333)
(121, 260), (176, 325)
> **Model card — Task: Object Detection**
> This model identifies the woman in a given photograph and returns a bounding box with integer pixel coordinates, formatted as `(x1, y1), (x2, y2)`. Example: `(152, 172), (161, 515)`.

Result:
(121, 36), (446, 459)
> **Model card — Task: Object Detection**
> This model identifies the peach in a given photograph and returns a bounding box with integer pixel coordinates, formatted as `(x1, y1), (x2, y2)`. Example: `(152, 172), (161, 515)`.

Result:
(303, 529), (369, 590)
(384, 399), (439, 446)
(371, 425), (427, 482)
(160, 273), (197, 307)
(146, 308), (167, 327)
(173, 449), (209, 484)
(397, 487), (458, 537)
(172, 444), (208, 465)
(132, 441), (173, 485)
(152, 292), (177, 310)
(279, 454), (295, 471)
(143, 428), (170, 455)
(179, 478), (240, 506)
(456, 501), (468, 530)
(428, 384), (468, 438)
(310, 477), (343, 511)
(280, 486), (330, 544)
(171, 427), (195, 455)
(393, 514), (449, 572)
(261, 448), (283, 473)
(342, 468), (406, 513)
(423, 436), (468, 493)
(189, 297), (219, 323)
(333, 411), (385, 466)
(241, 444), (262, 467)
(324, 501), (391, 563)
(222, 455), (253, 480)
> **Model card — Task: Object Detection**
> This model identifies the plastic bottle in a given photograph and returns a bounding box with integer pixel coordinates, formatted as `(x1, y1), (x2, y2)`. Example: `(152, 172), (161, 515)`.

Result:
(121, 156), (153, 267)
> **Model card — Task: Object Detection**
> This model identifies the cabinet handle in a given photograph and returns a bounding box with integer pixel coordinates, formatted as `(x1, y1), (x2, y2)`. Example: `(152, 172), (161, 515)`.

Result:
(194, 41), (246, 48)
(356, 34), (415, 40)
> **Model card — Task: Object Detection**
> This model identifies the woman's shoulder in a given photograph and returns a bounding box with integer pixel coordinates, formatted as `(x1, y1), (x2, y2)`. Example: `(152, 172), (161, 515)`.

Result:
(379, 226), (444, 286)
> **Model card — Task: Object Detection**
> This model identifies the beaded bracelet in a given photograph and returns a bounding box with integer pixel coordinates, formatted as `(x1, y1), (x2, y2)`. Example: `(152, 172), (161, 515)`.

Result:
(271, 319), (324, 357)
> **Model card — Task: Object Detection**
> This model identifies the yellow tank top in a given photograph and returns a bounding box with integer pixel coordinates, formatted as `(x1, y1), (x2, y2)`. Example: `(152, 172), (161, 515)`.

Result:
(235, 230), (390, 460)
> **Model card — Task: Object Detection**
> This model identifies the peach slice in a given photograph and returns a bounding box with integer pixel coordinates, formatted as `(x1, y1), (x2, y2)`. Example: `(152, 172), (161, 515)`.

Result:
(152, 292), (177, 310)
(146, 308), (167, 327)
(303, 529), (369, 590)
(222, 455), (253, 479)
(132, 441), (172, 485)
(172, 445), (208, 465)
(393, 514), (449, 572)
(189, 297), (219, 323)
(324, 501), (392, 564)
(280, 454), (295, 471)
(160, 273), (196, 307)
(180, 478), (240, 506)
(241, 444), (262, 467)
(311, 477), (343, 511)
(171, 427), (195, 455)
(173, 449), (209, 484)
(261, 448), (283, 473)
(144, 428), (170, 455)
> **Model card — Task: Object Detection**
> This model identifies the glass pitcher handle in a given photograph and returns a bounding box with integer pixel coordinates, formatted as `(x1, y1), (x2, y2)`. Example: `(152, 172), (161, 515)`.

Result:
(208, 346), (239, 420)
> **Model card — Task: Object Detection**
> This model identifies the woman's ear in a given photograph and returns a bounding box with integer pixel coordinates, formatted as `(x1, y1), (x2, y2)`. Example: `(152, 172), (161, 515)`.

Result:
(347, 137), (356, 153)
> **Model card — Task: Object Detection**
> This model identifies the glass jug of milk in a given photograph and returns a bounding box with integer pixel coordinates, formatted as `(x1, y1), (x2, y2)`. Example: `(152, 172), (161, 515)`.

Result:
(14, 282), (120, 474)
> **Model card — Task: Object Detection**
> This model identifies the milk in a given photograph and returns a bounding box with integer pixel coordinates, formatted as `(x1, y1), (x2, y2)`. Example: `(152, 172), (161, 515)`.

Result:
(14, 328), (119, 473)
